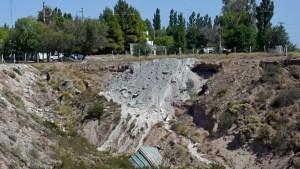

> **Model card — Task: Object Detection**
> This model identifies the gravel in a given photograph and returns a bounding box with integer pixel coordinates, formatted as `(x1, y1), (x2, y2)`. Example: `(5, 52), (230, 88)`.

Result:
(98, 58), (203, 152)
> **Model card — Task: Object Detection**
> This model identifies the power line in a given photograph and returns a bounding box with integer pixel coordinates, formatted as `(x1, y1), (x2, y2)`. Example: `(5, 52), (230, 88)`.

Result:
(10, 0), (12, 26)
(77, 8), (83, 19)
(278, 22), (285, 26)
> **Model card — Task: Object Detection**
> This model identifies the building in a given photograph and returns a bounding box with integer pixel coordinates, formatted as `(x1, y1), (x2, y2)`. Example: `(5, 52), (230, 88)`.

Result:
(128, 146), (162, 168)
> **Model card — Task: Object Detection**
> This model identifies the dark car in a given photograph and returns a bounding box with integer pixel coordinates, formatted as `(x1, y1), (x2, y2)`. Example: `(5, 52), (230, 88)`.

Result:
(70, 54), (85, 60)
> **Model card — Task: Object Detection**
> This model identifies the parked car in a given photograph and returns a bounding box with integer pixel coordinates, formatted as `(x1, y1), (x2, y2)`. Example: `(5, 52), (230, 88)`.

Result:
(50, 53), (64, 61)
(70, 54), (85, 60)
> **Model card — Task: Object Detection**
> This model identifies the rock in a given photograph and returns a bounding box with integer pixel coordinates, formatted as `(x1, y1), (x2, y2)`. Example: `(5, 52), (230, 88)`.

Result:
(46, 72), (50, 81)
(84, 80), (90, 89)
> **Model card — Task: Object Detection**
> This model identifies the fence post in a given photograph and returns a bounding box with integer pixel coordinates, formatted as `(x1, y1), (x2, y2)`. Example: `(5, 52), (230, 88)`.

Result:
(285, 45), (288, 57)
(25, 53), (27, 63)
(13, 54), (15, 64)
(1, 54), (3, 64)
(250, 46), (252, 54)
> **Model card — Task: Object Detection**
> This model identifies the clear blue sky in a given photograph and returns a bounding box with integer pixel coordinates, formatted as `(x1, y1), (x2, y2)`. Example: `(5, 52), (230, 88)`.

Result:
(0, 0), (299, 47)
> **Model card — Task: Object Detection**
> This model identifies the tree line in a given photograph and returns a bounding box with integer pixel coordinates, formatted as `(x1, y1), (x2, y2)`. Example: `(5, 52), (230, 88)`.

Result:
(0, 0), (296, 58)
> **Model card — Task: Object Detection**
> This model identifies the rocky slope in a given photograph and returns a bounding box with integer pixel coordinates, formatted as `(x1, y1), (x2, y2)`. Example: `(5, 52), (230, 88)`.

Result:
(0, 55), (299, 169)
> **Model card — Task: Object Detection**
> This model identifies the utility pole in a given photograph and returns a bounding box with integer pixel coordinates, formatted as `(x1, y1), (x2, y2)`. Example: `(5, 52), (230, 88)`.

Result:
(43, 2), (45, 23)
(278, 22), (285, 26)
(77, 8), (83, 20)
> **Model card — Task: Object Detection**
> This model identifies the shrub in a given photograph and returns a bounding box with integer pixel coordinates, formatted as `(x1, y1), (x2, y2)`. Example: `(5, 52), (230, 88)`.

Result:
(257, 91), (272, 103)
(43, 120), (65, 137)
(8, 71), (16, 78)
(216, 88), (227, 98)
(13, 68), (22, 75)
(219, 111), (236, 130)
(260, 63), (280, 83)
(257, 125), (271, 145)
(87, 102), (104, 119)
(36, 80), (47, 93)
(272, 128), (292, 154)
(272, 87), (300, 108)
(210, 163), (226, 169)
(265, 112), (280, 126)
(2, 69), (8, 74)
(133, 40), (152, 56)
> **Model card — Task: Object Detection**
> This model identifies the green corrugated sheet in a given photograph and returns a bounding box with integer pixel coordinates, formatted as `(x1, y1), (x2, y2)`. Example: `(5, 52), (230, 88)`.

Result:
(128, 146), (162, 169)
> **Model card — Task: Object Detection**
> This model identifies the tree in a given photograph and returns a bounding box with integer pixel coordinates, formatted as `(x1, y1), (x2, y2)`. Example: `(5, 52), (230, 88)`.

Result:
(187, 12), (196, 29)
(268, 25), (295, 51)
(37, 6), (52, 24)
(114, 0), (144, 50)
(256, 0), (274, 50)
(144, 19), (155, 40)
(0, 27), (9, 54)
(186, 27), (208, 49)
(175, 13), (187, 51)
(100, 7), (124, 53)
(82, 19), (108, 55)
(14, 17), (45, 54)
(222, 24), (256, 51)
(154, 36), (174, 47)
(166, 10), (186, 52)
(153, 8), (161, 31)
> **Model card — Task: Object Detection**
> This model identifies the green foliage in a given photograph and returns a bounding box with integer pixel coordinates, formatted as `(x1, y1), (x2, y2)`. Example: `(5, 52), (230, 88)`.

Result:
(8, 71), (16, 78)
(260, 63), (280, 83)
(268, 25), (289, 48)
(219, 103), (253, 130)
(186, 27), (208, 49)
(1, 88), (24, 109)
(272, 87), (300, 108)
(210, 163), (226, 169)
(257, 91), (272, 103)
(12, 68), (22, 75)
(36, 80), (47, 93)
(154, 36), (174, 47)
(43, 120), (65, 137)
(0, 27), (9, 53)
(114, 0), (144, 50)
(219, 110), (237, 130)
(222, 24), (256, 51)
(82, 19), (108, 55)
(265, 112), (280, 126)
(144, 19), (155, 40)
(133, 40), (152, 56)
(257, 125), (271, 145)
(216, 88), (227, 98)
(272, 128), (291, 153)
(153, 8), (161, 31)
(87, 102), (104, 119)
(167, 11), (187, 51)
(256, 0), (274, 50)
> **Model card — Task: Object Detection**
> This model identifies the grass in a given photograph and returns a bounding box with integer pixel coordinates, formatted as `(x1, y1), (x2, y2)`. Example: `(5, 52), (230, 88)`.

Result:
(12, 68), (22, 75)
(36, 80), (47, 93)
(216, 88), (228, 98)
(8, 71), (16, 78)
(272, 87), (300, 108)
(1, 88), (25, 109)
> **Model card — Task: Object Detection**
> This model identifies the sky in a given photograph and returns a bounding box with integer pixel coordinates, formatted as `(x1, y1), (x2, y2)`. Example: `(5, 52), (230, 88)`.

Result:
(0, 0), (299, 47)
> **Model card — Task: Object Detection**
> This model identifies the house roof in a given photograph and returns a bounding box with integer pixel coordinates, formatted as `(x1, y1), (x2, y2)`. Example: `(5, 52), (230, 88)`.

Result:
(128, 146), (162, 168)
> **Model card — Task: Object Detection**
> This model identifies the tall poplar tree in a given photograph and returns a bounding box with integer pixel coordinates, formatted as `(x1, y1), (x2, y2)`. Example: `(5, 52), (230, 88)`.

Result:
(256, 0), (274, 50)
(153, 8), (161, 31)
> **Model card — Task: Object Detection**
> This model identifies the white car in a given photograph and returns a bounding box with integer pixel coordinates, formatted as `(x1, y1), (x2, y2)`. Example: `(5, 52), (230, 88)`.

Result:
(50, 53), (64, 61)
